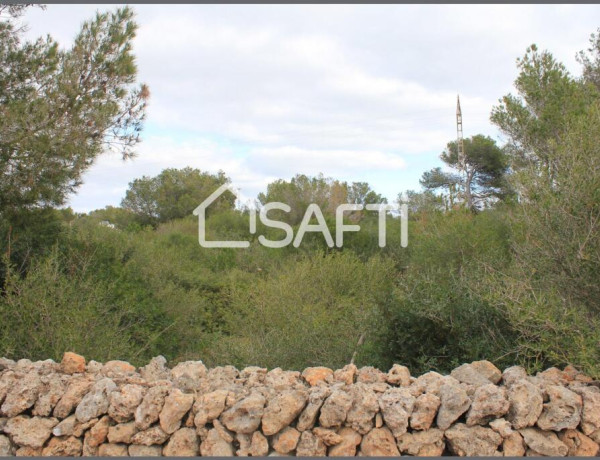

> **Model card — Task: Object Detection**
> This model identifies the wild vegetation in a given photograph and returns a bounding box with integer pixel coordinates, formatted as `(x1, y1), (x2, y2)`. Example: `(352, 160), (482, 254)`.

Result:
(0, 7), (599, 377)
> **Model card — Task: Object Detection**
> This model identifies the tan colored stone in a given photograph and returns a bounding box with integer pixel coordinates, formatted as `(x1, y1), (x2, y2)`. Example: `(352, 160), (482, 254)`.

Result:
(75, 378), (117, 423)
(53, 376), (94, 419)
(107, 421), (137, 444)
(507, 379), (543, 429)
(572, 386), (600, 435)
(86, 415), (111, 448)
(319, 389), (353, 429)
(199, 428), (232, 456)
(356, 366), (387, 384)
(272, 427), (301, 454)
(15, 446), (42, 456)
(220, 392), (265, 434)
(61, 352), (86, 375)
(558, 429), (599, 456)
(387, 364), (411, 386)
(436, 379), (471, 430)
(296, 430), (327, 456)
(313, 427), (342, 446)
(1, 371), (41, 417)
(170, 361), (207, 391)
(139, 356), (169, 383)
(101, 360), (136, 378)
(130, 425), (169, 446)
(451, 363), (493, 386)
(134, 385), (170, 430)
(98, 443), (129, 456)
(520, 427), (568, 457)
(536, 385), (582, 431)
(328, 427), (361, 457)
(503, 432), (526, 456)
(334, 364), (357, 385)
(378, 387), (415, 438)
(302, 367), (334, 386)
(32, 374), (67, 417)
(360, 427), (399, 456)
(470, 360), (502, 384)
(108, 384), (145, 423)
(193, 389), (228, 427)
(164, 427), (199, 456)
(0, 434), (14, 456)
(397, 428), (445, 456)
(466, 383), (509, 426)
(128, 445), (162, 456)
(159, 388), (194, 434)
(41, 436), (82, 456)
(250, 431), (269, 456)
(445, 423), (502, 456)
(410, 392), (440, 431)
(3, 416), (58, 448)
(297, 386), (329, 431)
(262, 389), (307, 435)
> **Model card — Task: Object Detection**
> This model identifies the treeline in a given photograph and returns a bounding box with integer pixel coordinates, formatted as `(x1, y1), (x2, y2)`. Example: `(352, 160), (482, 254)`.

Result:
(0, 7), (599, 377)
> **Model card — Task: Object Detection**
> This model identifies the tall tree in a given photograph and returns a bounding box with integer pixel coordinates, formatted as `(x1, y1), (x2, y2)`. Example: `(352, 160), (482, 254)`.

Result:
(121, 168), (234, 226)
(420, 134), (510, 209)
(0, 7), (149, 216)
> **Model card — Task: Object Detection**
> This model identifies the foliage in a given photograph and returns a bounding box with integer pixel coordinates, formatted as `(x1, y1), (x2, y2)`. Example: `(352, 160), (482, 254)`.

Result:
(420, 135), (511, 209)
(121, 168), (233, 226)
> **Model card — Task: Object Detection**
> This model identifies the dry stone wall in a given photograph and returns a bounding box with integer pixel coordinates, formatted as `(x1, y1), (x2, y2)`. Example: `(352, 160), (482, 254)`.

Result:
(0, 352), (599, 456)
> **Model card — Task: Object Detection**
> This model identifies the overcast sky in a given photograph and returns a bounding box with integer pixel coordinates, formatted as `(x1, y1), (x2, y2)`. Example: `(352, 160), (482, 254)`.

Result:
(22, 5), (600, 211)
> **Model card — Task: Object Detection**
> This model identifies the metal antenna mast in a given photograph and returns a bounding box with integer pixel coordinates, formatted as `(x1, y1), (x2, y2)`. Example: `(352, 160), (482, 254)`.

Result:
(456, 95), (467, 206)
(456, 95), (465, 174)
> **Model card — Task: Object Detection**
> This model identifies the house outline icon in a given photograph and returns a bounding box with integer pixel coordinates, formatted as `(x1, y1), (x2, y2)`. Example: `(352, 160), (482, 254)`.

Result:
(193, 183), (250, 248)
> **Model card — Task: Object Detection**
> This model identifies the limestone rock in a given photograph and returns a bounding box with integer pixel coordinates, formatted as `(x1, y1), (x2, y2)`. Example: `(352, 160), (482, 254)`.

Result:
(53, 376), (94, 419)
(33, 374), (67, 417)
(356, 366), (386, 384)
(41, 436), (82, 456)
(466, 383), (509, 426)
(262, 389), (307, 436)
(436, 379), (471, 430)
(397, 428), (445, 456)
(451, 363), (494, 386)
(359, 427), (399, 456)
(107, 421), (138, 444)
(100, 360), (136, 378)
(313, 427), (342, 446)
(297, 386), (329, 431)
(75, 378), (117, 423)
(378, 387), (414, 438)
(386, 364), (411, 387)
(536, 384), (582, 431)
(108, 384), (145, 423)
(130, 425), (170, 446)
(220, 392), (265, 434)
(502, 366), (528, 387)
(52, 413), (96, 437)
(558, 429), (599, 456)
(507, 379), (543, 429)
(128, 444), (162, 456)
(198, 428), (231, 456)
(333, 364), (357, 385)
(520, 427), (568, 457)
(345, 383), (379, 435)
(134, 385), (170, 430)
(98, 443), (129, 456)
(296, 430), (327, 456)
(470, 360), (502, 384)
(318, 389), (353, 429)
(302, 367), (333, 387)
(574, 386), (600, 436)
(328, 427), (361, 457)
(1, 371), (41, 417)
(250, 431), (269, 456)
(444, 423), (502, 456)
(410, 392), (440, 430)
(193, 389), (228, 428)
(410, 371), (444, 397)
(86, 415), (110, 447)
(503, 432), (526, 456)
(489, 417), (513, 437)
(170, 361), (207, 391)
(61, 352), (86, 375)
(3, 416), (58, 448)
(159, 388), (194, 434)
(272, 426), (301, 454)
(0, 434), (14, 456)
(139, 356), (169, 382)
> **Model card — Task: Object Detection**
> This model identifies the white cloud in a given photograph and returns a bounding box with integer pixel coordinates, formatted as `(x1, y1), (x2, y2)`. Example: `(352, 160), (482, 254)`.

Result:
(19, 4), (600, 211)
